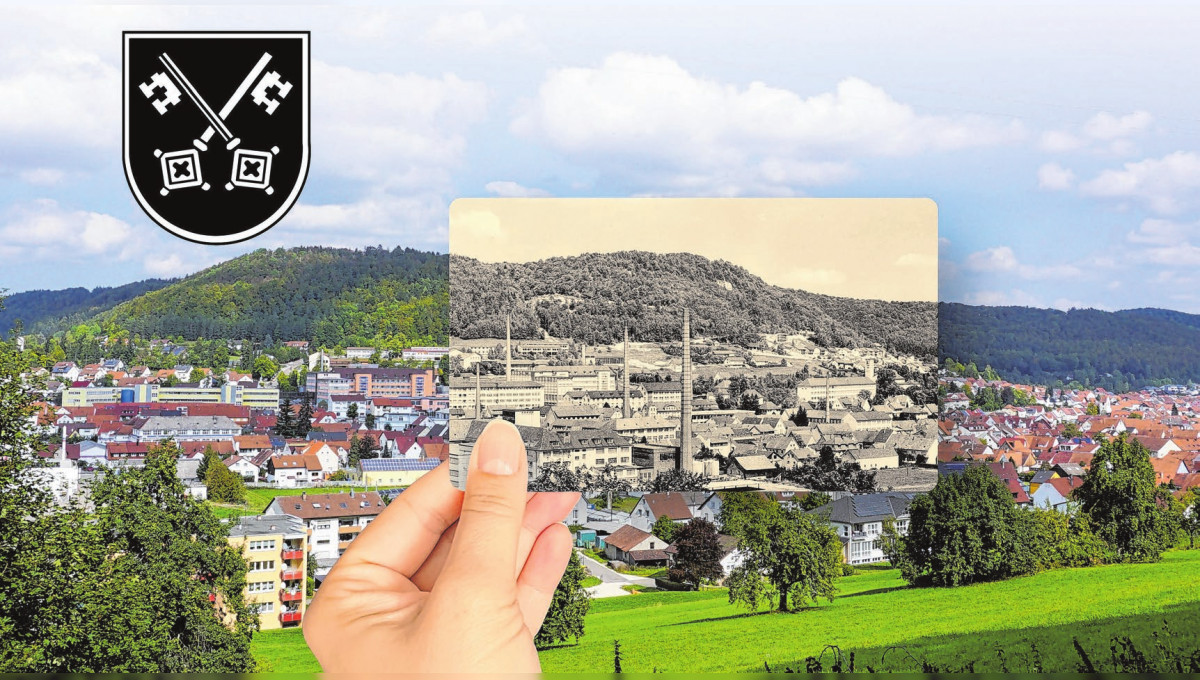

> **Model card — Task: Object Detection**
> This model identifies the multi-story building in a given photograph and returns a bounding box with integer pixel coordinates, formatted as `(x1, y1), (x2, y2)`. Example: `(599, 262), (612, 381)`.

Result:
(402, 347), (449, 362)
(226, 514), (308, 630)
(263, 491), (385, 560)
(808, 492), (914, 565)
(306, 368), (435, 403)
(63, 383), (279, 408)
(449, 377), (545, 413)
(132, 415), (241, 442)
(518, 366), (615, 404)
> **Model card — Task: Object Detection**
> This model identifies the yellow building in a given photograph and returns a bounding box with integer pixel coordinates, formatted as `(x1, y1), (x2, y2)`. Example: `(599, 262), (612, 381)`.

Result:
(227, 514), (308, 630)
(63, 382), (280, 408)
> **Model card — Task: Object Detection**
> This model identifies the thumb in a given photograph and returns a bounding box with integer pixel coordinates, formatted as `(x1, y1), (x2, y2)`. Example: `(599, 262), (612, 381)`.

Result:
(441, 419), (529, 589)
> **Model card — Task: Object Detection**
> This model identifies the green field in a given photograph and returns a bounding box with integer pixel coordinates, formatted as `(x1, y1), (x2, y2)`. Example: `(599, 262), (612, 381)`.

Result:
(209, 485), (404, 520)
(251, 549), (1200, 673)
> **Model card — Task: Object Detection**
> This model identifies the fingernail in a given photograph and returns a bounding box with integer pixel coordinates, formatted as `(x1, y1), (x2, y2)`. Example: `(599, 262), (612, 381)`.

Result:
(475, 419), (522, 476)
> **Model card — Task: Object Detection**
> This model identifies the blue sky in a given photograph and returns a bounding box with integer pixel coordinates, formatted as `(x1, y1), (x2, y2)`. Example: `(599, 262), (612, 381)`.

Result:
(2, 3), (1200, 312)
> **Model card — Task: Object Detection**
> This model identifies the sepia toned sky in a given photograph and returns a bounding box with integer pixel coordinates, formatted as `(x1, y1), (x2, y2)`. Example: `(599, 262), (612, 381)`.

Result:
(450, 198), (937, 301)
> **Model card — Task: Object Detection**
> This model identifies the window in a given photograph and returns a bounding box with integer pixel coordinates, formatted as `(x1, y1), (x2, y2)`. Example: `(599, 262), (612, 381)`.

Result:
(247, 580), (275, 593)
(248, 539), (276, 552)
(252, 602), (275, 614)
(317, 539), (330, 545)
(249, 560), (275, 572)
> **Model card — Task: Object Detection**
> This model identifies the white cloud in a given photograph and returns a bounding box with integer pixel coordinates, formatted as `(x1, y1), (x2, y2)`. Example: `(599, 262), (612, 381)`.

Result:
(964, 245), (1080, 279)
(281, 193), (449, 250)
(18, 167), (65, 185)
(1037, 162), (1076, 190)
(965, 246), (1018, 272)
(1126, 218), (1199, 245)
(313, 61), (488, 188)
(0, 199), (133, 258)
(0, 46), (120, 176)
(143, 253), (185, 278)
(423, 11), (534, 50)
(511, 52), (1024, 195)
(964, 289), (1044, 307)
(1079, 151), (1200, 215)
(894, 252), (937, 269)
(1082, 110), (1152, 141)
(484, 181), (551, 198)
(1038, 110), (1152, 155)
(1051, 297), (1087, 311)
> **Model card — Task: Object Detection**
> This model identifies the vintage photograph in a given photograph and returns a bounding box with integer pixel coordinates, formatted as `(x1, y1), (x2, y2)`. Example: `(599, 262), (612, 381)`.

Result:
(447, 198), (942, 669)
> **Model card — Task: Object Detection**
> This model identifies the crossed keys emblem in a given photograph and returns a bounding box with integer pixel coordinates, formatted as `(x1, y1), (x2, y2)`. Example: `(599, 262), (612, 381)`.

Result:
(139, 51), (291, 196)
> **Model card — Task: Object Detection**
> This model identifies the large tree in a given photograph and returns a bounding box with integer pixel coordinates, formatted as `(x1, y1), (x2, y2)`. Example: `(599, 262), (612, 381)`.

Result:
(725, 501), (841, 612)
(647, 468), (708, 492)
(650, 514), (680, 544)
(892, 463), (1039, 586)
(534, 550), (591, 648)
(529, 461), (586, 492)
(1075, 433), (1181, 562)
(784, 446), (876, 493)
(670, 517), (724, 588)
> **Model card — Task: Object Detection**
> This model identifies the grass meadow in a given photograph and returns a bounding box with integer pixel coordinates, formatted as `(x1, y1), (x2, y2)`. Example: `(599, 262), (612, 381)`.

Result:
(251, 548), (1200, 673)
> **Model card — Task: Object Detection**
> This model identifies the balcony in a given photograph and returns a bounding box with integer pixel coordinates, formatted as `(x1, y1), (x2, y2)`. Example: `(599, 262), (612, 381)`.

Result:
(281, 569), (304, 581)
(338, 525), (362, 535)
(280, 589), (304, 602)
(339, 540), (353, 551)
(281, 549), (305, 561)
(279, 610), (302, 624)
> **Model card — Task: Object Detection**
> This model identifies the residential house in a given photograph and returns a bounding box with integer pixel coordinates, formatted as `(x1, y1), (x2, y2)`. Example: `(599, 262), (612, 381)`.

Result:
(263, 491), (385, 561)
(603, 524), (674, 566)
(226, 514), (308, 629)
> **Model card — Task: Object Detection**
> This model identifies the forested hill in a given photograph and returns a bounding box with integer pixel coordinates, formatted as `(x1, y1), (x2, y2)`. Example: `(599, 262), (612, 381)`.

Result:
(84, 247), (448, 349)
(450, 252), (937, 357)
(940, 302), (1200, 390)
(0, 279), (174, 339)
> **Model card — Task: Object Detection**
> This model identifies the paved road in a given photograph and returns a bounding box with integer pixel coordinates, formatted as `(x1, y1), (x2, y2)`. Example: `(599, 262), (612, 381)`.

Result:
(577, 549), (655, 598)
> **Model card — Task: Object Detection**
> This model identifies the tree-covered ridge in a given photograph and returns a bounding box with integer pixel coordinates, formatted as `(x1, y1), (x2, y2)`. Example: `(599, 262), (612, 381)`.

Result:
(940, 302), (1200, 391)
(0, 279), (174, 339)
(87, 246), (448, 348)
(450, 252), (936, 356)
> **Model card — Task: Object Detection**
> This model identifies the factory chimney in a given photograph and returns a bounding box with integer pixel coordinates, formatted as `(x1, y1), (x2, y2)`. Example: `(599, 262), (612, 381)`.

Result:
(622, 326), (631, 418)
(505, 313), (512, 382)
(681, 308), (693, 473)
(474, 362), (481, 420)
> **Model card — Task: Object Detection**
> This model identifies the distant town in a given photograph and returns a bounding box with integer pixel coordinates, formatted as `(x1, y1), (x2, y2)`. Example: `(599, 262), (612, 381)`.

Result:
(15, 336), (450, 632)
(939, 366), (1200, 506)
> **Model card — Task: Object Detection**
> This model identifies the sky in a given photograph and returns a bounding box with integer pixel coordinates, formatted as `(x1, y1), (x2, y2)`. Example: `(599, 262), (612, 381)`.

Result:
(450, 198), (938, 301)
(2, 3), (1200, 312)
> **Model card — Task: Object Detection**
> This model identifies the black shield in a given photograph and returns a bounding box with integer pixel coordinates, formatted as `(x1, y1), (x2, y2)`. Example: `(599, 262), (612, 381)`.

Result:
(123, 31), (309, 244)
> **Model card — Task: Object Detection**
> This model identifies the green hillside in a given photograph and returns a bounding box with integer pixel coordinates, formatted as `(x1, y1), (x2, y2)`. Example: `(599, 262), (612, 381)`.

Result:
(451, 252), (937, 357)
(940, 302), (1200, 390)
(0, 279), (174, 339)
(84, 246), (448, 349)
(253, 549), (1200, 673)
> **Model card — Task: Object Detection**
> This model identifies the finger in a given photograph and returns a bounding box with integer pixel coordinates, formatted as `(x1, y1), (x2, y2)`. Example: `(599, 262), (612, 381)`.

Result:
(411, 491), (579, 590)
(438, 419), (529, 589)
(336, 462), (464, 577)
(517, 522), (574, 635)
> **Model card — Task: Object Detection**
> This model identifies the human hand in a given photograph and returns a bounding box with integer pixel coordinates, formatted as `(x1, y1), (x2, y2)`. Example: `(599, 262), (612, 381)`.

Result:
(303, 420), (580, 674)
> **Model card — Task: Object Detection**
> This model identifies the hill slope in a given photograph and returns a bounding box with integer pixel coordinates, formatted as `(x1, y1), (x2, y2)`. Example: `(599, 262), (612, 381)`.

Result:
(939, 302), (1200, 390)
(0, 279), (174, 339)
(85, 247), (448, 348)
(450, 252), (936, 356)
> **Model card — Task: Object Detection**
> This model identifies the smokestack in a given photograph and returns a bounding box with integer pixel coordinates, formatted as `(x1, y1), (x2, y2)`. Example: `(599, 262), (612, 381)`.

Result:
(474, 363), (481, 420)
(681, 308), (692, 473)
(866, 358), (875, 382)
(623, 326), (631, 419)
(825, 374), (831, 422)
(505, 314), (512, 382)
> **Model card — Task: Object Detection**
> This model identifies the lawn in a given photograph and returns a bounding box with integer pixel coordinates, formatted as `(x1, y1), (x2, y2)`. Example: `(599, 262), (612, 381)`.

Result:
(208, 484), (405, 520)
(538, 549), (1200, 673)
(587, 495), (639, 514)
(248, 549), (1200, 673)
